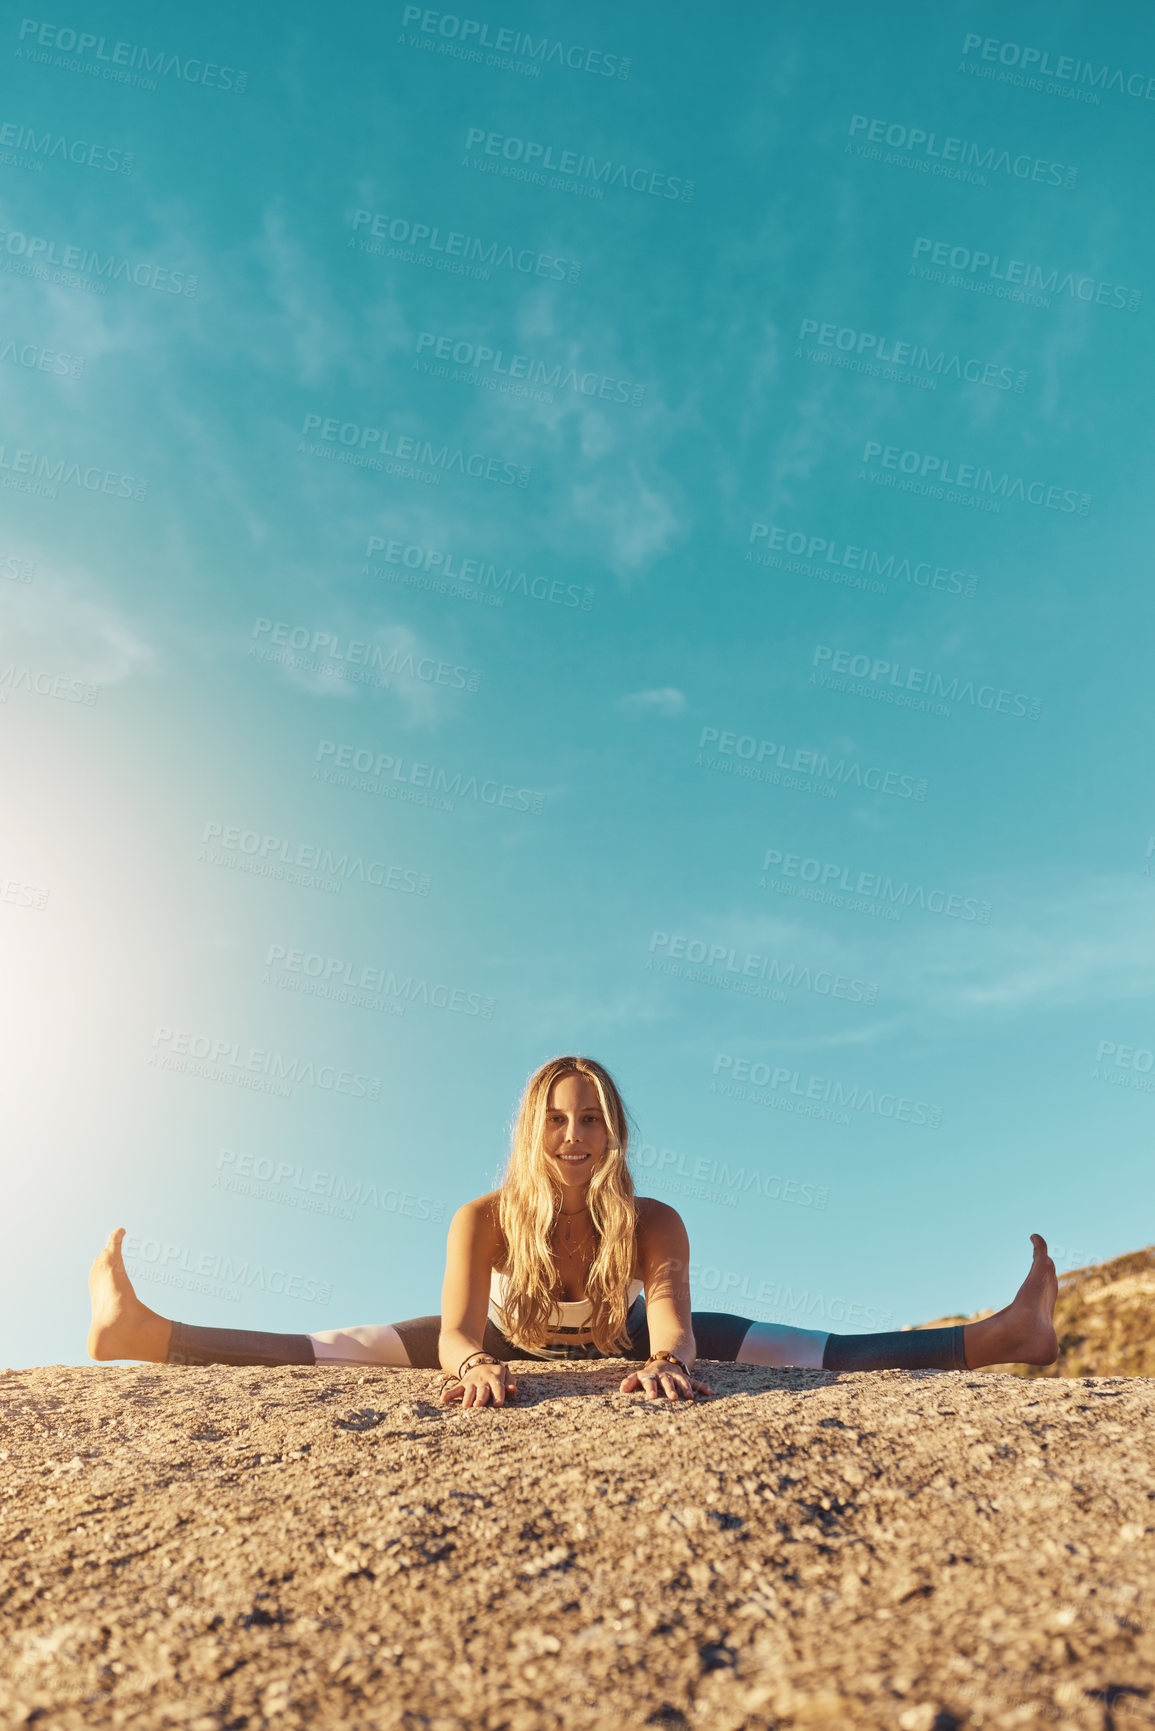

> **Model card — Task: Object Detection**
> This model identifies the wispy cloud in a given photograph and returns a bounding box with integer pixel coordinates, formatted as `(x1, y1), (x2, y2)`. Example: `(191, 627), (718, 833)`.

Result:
(0, 558), (154, 685)
(618, 687), (686, 717)
(676, 872), (1155, 1035)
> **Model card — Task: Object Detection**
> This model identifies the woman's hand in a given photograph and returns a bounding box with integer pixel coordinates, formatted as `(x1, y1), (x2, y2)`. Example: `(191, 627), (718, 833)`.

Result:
(438, 1360), (519, 1408)
(620, 1362), (713, 1402)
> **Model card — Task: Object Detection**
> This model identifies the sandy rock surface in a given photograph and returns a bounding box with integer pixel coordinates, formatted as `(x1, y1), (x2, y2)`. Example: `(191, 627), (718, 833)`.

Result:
(2, 1361), (1153, 1730)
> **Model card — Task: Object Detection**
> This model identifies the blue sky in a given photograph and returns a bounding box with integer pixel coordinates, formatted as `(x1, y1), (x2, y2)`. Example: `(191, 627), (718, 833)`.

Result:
(3, 0), (1154, 1366)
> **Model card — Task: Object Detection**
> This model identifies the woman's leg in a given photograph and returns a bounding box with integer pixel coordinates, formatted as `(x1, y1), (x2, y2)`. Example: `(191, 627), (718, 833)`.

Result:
(311, 1316), (514, 1370)
(645, 1312), (961, 1373)
(620, 1304), (829, 1369)
(88, 1228), (511, 1371)
(688, 1312), (830, 1368)
(310, 1324), (411, 1366)
(168, 1321), (316, 1366)
(689, 1235), (1059, 1373)
(87, 1231), (330, 1367)
(168, 1318), (452, 1369)
(821, 1237), (1058, 1370)
(89, 1228), (419, 1368)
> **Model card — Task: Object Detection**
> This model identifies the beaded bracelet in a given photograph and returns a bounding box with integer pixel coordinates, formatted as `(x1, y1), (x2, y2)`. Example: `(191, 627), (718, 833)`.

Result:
(457, 1350), (500, 1380)
(643, 1350), (692, 1380)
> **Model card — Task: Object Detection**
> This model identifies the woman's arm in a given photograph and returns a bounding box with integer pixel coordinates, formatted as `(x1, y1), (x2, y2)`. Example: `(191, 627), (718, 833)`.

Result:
(621, 1199), (712, 1401)
(438, 1195), (518, 1407)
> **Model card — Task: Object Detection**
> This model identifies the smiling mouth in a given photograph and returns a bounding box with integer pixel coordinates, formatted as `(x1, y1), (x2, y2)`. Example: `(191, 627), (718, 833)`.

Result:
(555, 1151), (590, 1163)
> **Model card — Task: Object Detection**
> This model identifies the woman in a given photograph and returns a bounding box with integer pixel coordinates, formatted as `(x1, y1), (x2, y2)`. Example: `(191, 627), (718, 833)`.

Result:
(88, 1055), (1059, 1405)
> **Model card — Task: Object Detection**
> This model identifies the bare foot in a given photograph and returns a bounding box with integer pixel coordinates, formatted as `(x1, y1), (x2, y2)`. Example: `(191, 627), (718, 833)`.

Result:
(963, 1234), (1058, 1369)
(87, 1229), (173, 1363)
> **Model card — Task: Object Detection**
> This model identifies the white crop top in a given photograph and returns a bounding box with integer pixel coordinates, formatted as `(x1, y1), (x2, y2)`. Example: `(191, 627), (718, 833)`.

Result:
(488, 1268), (644, 1340)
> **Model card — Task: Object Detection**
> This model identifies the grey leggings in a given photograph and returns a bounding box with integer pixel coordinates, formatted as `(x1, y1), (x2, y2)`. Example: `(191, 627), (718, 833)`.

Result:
(167, 1302), (966, 1373)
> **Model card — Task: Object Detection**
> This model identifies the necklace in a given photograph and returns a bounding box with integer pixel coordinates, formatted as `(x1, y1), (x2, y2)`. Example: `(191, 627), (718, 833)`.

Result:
(558, 1204), (590, 1246)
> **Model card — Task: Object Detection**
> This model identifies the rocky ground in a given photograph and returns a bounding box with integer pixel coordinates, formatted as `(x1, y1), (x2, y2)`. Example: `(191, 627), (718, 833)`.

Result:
(2, 1356), (1153, 1730)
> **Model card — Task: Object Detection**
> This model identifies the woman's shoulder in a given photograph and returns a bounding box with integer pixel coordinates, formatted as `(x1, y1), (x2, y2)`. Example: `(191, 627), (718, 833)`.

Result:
(448, 1192), (507, 1271)
(452, 1189), (503, 1228)
(633, 1195), (687, 1235)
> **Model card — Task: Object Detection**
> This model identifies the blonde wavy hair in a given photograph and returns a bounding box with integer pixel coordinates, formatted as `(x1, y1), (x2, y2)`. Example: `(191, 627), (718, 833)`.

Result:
(497, 1056), (637, 1355)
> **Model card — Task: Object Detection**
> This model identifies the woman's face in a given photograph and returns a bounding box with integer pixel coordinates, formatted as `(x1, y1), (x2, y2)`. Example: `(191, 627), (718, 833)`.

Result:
(542, 1071), (610, 1193)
